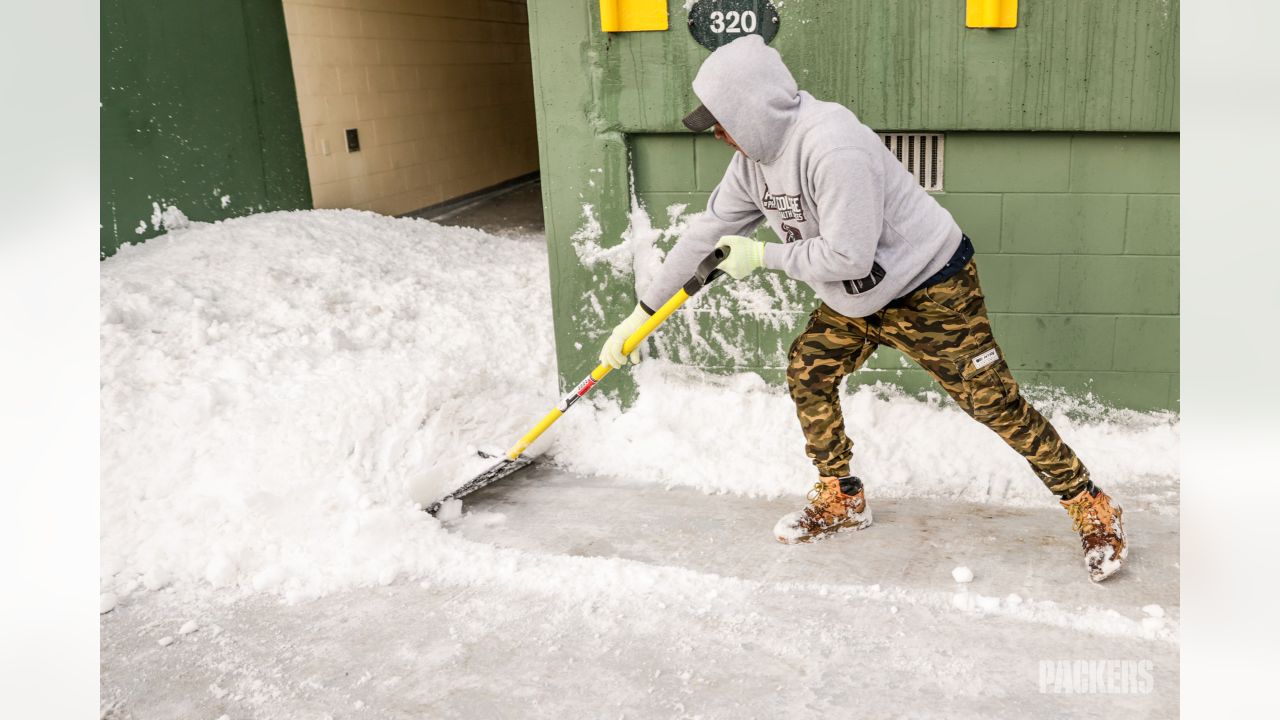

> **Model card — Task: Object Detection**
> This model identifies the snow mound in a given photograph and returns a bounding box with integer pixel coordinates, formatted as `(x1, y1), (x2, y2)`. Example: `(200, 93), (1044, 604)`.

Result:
(101, 210), (555, 601)
(555, 362), (1178, 507)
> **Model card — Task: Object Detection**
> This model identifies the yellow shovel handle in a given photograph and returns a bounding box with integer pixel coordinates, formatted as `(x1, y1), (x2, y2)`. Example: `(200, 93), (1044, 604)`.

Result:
(504, 287), (691, 459)
(503, 246), (729, 459)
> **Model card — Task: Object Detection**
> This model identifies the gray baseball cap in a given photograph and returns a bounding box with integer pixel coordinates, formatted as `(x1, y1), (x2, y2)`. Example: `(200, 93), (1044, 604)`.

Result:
(681, 103), (718, 132)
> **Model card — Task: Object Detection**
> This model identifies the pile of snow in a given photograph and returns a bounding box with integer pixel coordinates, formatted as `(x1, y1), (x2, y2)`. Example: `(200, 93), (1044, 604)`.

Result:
(101, 209), (1177, 603)
(555, 362), (1178, 507)
(102, 210), (555, 601)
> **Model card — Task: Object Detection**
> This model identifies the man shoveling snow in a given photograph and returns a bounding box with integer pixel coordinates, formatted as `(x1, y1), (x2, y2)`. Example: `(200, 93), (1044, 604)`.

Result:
(598, 36), (1126, 583)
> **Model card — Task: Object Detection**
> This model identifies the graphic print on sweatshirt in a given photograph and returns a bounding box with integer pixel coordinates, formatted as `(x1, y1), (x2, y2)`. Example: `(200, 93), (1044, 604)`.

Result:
(761, 184), (806, 223)
(758, 178), (884, 296)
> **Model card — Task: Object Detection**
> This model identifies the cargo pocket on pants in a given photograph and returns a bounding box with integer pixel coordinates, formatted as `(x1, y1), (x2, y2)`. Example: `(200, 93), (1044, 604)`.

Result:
(959, 344), (1019, 419)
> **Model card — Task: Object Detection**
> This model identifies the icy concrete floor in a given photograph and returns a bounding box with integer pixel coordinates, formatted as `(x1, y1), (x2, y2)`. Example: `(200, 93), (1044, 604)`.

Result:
(415, 179), (545, 238)
(101, 465), (1178, 719)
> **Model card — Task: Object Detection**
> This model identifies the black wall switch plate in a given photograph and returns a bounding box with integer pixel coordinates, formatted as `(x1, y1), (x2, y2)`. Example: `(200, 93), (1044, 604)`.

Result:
(345, 128), (360, 152)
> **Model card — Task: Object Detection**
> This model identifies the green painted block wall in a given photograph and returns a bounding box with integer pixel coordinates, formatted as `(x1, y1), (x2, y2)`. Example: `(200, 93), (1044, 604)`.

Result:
(631, 133), (1179, 411)
(527, 1), (1179, 411)
(101, 0), (311, 258)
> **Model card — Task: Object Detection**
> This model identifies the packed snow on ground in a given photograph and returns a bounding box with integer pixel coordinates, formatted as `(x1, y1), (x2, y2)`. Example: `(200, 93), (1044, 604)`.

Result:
(102, 209), (1177, 604)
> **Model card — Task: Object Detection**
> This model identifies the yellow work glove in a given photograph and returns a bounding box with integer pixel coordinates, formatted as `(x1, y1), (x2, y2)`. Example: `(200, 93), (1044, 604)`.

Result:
(598, 303), (651, 369)
(714, 235), (767, 279)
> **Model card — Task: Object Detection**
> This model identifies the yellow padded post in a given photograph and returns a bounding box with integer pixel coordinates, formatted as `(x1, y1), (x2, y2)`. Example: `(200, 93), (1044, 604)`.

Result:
(966, 0), (1018, 29)
(600, 0), (669, 33)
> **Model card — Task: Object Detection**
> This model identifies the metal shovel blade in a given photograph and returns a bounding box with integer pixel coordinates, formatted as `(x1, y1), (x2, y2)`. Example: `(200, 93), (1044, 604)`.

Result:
(424, 454), (536, 516)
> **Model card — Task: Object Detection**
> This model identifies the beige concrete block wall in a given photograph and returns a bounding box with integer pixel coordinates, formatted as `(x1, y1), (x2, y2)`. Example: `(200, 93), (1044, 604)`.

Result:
(283, 0), (538, 215)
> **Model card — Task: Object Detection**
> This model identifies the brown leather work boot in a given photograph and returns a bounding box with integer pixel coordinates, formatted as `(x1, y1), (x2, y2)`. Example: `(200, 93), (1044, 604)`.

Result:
(774, 475), (872, 544)
(1061, 485), (1128, 582)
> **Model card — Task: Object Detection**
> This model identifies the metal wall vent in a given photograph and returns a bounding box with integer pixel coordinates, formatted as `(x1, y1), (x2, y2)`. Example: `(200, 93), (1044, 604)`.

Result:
(878, 133), (944, 191)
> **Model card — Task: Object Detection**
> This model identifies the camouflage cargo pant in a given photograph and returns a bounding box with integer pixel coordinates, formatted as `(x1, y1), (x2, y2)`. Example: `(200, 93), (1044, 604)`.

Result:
(786, 260), (1090, 498)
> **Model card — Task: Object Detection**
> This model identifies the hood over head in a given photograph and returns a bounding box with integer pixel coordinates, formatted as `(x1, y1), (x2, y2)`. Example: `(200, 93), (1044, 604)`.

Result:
(691, 35), (801, 164)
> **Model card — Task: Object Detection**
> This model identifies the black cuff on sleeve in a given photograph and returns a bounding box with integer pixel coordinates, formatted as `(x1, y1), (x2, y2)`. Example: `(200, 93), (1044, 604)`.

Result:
(638, 301), (655, 316)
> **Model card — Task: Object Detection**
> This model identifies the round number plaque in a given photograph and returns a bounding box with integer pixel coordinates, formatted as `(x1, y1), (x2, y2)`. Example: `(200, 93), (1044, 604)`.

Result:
(687, 0), (781, 51)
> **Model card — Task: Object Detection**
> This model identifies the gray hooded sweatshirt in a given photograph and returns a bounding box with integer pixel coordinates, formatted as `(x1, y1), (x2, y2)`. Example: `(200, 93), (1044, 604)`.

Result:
(639, 35), (962, 319)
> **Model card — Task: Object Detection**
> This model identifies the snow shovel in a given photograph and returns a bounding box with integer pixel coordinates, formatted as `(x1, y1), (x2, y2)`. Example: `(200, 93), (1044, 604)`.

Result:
(425, 246), (731, 515)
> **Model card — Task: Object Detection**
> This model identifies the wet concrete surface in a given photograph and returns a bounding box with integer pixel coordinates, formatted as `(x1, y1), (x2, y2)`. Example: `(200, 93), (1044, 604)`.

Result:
(101, 469), (1179, 720)
(415, 179), (545, 238)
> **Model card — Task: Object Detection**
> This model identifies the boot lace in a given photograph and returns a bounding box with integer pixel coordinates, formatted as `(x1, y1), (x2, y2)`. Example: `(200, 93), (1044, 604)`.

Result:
(805, 481), (827, 504)
(802, 482), (831, 518)
(1066, 496), (1109, 535)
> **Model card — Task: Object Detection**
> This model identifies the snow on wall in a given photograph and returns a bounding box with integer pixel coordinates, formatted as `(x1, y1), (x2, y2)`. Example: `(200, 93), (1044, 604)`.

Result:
(571, 190), (812, 368)
(101, 209), (1177, 603)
